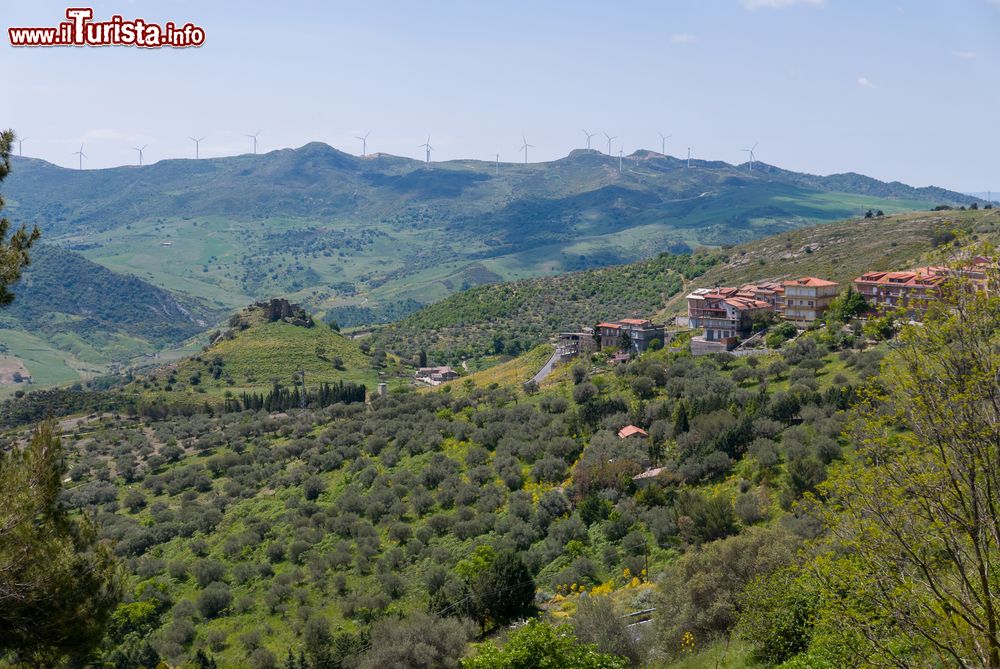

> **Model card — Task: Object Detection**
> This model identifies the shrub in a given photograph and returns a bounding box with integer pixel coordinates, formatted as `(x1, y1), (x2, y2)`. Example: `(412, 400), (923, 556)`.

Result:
(654, 526), (800, 652)
(573, 594), (642, 667)
(197, 582), (232, 619)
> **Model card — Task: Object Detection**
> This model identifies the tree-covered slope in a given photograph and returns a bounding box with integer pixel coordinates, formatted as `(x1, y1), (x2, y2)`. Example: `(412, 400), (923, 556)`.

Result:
(369, 252), (721, 363)
(4, 244), (219, 344)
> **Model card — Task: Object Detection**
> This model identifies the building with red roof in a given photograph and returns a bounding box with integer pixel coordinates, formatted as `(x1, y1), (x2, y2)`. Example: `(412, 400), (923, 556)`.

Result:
(595, 318), (665, 354)
(618, 425), (649, 439)
(853, 269), (945, 315)
(783, 277), (839, 323)
(686, 287), (773, 353)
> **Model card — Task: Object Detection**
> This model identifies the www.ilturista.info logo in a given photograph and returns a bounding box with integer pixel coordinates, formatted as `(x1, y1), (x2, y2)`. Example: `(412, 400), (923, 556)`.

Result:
(8, 8), (205, 48)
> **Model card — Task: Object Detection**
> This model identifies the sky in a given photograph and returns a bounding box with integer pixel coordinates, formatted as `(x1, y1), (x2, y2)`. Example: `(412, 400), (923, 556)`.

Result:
(3, 0), (999, 192)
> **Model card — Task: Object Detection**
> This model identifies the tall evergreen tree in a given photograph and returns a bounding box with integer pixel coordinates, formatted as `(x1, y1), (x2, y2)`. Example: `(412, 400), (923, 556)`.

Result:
(0, 129), (40, 306)
(0, 423), (122, 666)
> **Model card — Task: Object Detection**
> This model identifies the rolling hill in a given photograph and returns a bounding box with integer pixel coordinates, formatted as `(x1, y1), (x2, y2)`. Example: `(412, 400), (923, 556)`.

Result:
(0, 245), (224, 394)
(4, 145), (979, 330)
(371, 208), (1000, 364)
(121, 299), (406, 413)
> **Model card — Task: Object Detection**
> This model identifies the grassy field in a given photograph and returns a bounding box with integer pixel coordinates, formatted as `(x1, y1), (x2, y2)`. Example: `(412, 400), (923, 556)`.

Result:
(0, 328), (103, 395)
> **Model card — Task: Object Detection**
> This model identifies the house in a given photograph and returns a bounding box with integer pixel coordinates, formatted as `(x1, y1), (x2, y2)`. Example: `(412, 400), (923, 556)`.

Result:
(415, 366), (459, 385)
(596, 318), (665, 354)
(853, 269), (945, 315)
(618, 425), (648, 439)
(782, 277), (839, 323)
(557, 329), (598, 359)
(686, 288), (773, 354)
(596, 322), (623, 349)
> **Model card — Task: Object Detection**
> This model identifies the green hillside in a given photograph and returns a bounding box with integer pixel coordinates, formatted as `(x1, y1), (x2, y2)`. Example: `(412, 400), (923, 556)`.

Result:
(659, 206), (1000, 315)
(370, 252), (720, 363)
(371, 207), (1000, 366)
(0, 245), (224, 395)
(125, 300), (404, 410)
(5, 317), (884, 667)
(4, 211), (999, 667)
(4, 146), (977, 329)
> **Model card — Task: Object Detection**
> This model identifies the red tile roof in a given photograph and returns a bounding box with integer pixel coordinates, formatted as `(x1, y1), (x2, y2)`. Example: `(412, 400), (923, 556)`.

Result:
(596, 322), (621, 329)
(785, 276), (838, 287)
(618, 318), (649, 325)
(618, 425), (649, 439)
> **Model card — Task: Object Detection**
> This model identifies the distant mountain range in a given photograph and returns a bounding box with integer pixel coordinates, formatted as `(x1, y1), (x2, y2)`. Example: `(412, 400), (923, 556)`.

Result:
(0, 143), (981, 388)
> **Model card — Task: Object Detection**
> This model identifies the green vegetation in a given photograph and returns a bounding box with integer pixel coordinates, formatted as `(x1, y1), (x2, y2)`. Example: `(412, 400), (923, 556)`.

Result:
(117, 300), (403, 414)
(463, 619), (628, 668)
(0, 303), (888, 667)
(3, 145), (977, 358)
(0, 423), (122, 667)
(372, 252), (720, 363)
(5, 192), (1000, 668)
(0, 129), (39, 308)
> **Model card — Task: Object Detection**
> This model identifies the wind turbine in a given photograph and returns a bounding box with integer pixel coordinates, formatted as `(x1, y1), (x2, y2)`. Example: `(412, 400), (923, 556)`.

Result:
(133, 144), (148, 166)
(687, 147), (693, 168)
(495, 152), (500, 176)
(190, 136), (205, 159)
(582, 129), (597, 150)
(246, 130), (261, 155)
(355, 132), (370, 157)
(658, 132), (671, 155)
(741, 142), (758, 171)
(419, 135), (433, 163)
(520, 136), (534, 164)
(604, 132), (617, 156)
(16, 137), (26, 157)
(72, 144), (86, 170)
(618, 147), (624, 173)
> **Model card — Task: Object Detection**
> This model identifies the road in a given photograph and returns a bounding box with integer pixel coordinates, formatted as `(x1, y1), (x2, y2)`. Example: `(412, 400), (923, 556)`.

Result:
(530, 348), (561, 385)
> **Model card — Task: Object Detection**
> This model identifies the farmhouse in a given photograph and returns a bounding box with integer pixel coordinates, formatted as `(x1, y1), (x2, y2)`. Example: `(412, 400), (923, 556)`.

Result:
(618, 425), (649, 439)
(415, 366), (458, 385)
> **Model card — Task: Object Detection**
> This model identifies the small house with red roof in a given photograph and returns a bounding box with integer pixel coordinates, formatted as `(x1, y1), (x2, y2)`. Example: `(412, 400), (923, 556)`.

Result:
(618, 425), (649, 439)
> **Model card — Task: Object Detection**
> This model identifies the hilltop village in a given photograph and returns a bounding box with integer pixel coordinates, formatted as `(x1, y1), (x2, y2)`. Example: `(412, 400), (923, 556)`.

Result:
(543, 256), (993, 370)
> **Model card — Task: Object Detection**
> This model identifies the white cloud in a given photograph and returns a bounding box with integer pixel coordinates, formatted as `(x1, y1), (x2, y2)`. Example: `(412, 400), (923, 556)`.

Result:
(670, 33), (698, 44)
(857, 76), (877, 89)
(740, 0), (825, 10)
(953, 50), (976, 59)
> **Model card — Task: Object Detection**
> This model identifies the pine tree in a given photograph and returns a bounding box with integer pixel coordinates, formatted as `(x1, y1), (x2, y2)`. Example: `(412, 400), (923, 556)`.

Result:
(0, 129), (40, 306)
(0, 423), (122, 665)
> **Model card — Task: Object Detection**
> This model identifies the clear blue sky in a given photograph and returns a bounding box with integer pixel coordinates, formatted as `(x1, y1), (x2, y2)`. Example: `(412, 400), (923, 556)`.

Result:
(4, 0), (999, 191)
